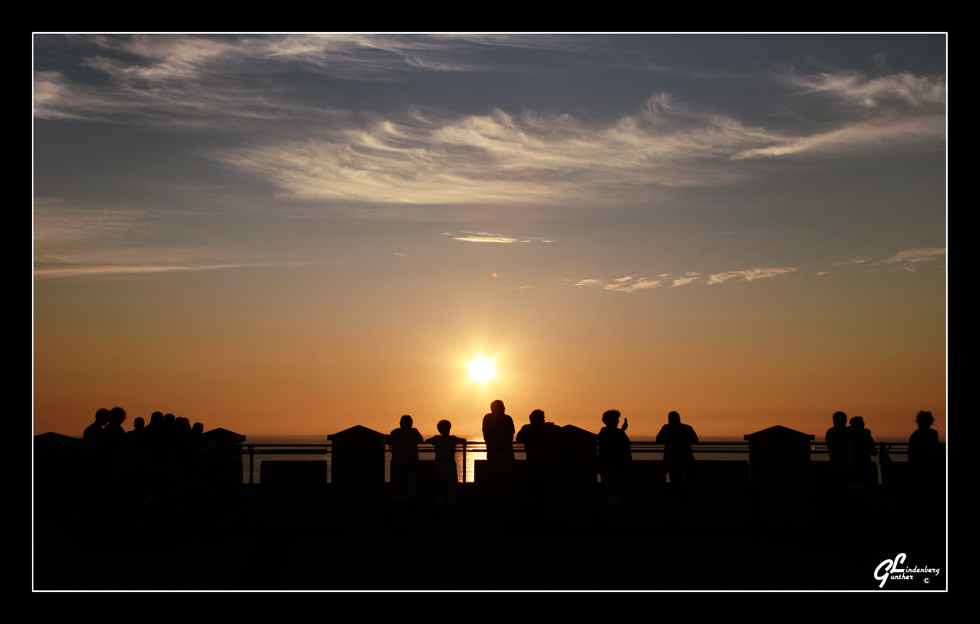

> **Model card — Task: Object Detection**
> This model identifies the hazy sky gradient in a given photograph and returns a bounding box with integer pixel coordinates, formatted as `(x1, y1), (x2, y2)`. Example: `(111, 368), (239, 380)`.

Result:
(33, 34), (946, 441)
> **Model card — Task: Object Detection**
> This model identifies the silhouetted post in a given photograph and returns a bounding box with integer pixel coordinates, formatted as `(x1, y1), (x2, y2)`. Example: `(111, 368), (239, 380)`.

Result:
(203, 428), (246, 485)
(745, 425), (814, 524)
(200, 428), (246, 528)
(34, 433), (85, 531)
(328, 425), (386, 524)
(555, 424), (598, 525)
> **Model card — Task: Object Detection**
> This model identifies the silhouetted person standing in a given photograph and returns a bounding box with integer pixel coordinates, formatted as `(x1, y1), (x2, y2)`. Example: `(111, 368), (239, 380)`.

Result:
(425, 420), (465, 518)
(84, 408), (111, 469)
(516, 409), (562, 517)
(656, 411), (698, 488)
(825, 411), (855, 486)
(516, 409), (562, 463)
(83, 408), (111, 523)
(388, 415), (424, 513)
(909, 411), (942, 498)
(598, 410), (631, 522)
(103, 407), (127, 444)
(849, 416), (878, 488)
(482, 400), (516, 508)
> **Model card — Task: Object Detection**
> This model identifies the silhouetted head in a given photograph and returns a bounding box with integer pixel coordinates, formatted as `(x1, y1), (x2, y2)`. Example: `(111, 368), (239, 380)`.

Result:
(400, 415), (413, 428)
(437, 420), (451, 435)
(833, 411), (848, 426)
(95, 408), (111, 425)
(668, 411), (680, 424)
(175, 417), (191, 433)
(529, 409), (545, 424)
(916, 411), (934, 428)
(192, 422), (204, 435)
(602, 410), (621, 427)
(151, 411), (163, 422)
(850, 416), (865, 429)
(164, 413), (176, 425)
(108, 407), (127, 427)
(490, 400), (505, 415)
(133, 417), (145, 430)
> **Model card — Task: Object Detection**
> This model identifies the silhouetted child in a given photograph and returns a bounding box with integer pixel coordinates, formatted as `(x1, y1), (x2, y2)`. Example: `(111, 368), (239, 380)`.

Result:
(426, 420), (465, 515)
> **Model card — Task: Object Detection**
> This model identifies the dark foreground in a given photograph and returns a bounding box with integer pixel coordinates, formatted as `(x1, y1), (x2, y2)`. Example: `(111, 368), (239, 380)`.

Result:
(34, 480), (946, 590)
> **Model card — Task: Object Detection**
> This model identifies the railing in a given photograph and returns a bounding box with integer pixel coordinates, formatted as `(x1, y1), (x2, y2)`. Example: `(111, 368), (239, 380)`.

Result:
(241, 440), (913, 485)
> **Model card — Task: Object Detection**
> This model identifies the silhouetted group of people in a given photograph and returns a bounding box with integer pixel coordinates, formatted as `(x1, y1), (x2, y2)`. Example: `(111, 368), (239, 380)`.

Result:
(825, 411), (880, 489)
(825, 410), (943, 495)
(385, 400), (700, 522)
(83, 407), (211, 523)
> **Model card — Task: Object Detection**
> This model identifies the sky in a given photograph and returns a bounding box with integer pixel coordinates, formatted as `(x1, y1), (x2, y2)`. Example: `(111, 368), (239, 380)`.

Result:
(33, 34), (946, 442)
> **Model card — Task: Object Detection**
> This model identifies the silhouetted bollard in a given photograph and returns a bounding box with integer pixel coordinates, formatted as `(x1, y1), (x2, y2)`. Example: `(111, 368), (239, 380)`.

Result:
(203, 428), (246, 485)
(328, 425), (386, 524)
(745, 425), (814, 524)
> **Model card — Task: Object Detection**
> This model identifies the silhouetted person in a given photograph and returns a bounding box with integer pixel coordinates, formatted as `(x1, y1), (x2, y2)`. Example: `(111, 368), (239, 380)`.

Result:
(516, 409), (562, 518)
(482, 400), (516, 507)
(103, 406), (127, 443)
(909, 410), (942, 493)
(425, 420), (465, 516)
(849, 416), (878, 488)
(127, 416), (146, 442)
(656, 411), (698, 488)
(142, 411), (163, 439)
(598, 410), (631, 521)
(83, 408), (111, 523)
(516, 409), (562, 463)
(84, 408), (111, 468)
(388, 415), (424, 511)
(825, 411), (856, 486)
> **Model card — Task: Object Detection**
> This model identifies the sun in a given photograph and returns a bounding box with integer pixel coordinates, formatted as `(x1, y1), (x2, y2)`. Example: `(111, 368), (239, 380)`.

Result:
(468, 356), (497, 384)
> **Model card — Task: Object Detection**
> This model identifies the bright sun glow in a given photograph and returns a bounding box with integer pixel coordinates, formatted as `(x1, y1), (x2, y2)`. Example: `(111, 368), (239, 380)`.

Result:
(468, 356), (497, 384)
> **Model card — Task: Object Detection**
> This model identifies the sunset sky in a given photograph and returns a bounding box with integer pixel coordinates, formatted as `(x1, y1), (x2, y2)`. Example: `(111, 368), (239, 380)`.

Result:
(33, 34), (946, 442)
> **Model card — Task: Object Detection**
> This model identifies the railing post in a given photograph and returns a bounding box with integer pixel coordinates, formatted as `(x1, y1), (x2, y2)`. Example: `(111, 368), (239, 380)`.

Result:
(248, 444), (254, 485)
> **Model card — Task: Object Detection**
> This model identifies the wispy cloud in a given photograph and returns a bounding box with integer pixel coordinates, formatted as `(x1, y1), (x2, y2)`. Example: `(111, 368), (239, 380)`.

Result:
(575, 271), (714, 292)
(734, 70), (945, 160)
(783, 70), (946, 110)
(33, 199), (145, 246)
(34, 261), (312, 280)
(217, 98), (781, 206)
(876, 247), (946, 272)
(34, 35), (575, 126)
(706, 267), (797, 284)
(447, 231), (554, 243)
(818, 248), (946, 275)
